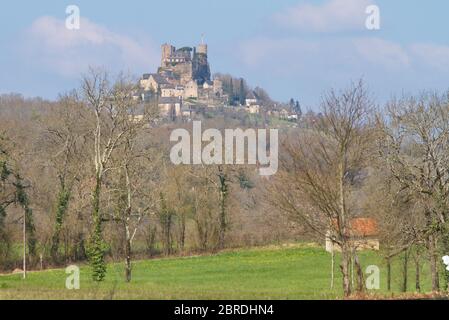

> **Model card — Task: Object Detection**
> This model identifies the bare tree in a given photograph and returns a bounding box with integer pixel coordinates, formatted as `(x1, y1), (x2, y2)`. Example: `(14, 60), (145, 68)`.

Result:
(0, 137), (38, 277)
(107, 91), (158, 282)
(269, 81), (374, 296)
(38, 92), (89, 264)
(190, 169), (220, 251)
(379, 92), (449, 291)
(81, 68), (152, 281)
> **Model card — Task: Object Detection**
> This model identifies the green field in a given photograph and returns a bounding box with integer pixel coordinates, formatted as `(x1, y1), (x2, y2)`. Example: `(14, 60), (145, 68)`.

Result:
(0, 244), (436, 300)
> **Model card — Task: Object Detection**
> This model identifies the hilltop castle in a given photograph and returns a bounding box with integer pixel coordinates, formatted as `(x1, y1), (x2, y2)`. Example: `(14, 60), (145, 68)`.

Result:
(136, 41), (270, 120)
(139, 42), (224, 107)
(160, 43), (211, 85)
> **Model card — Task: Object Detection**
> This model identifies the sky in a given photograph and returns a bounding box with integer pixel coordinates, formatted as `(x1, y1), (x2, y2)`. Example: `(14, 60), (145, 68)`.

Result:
(1, 0), (449, 108)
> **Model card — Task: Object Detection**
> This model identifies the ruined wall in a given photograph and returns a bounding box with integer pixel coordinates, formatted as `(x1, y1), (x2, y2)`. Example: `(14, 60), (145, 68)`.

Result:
(158, 43), (211, 86)
(192, 52), (211, 84)
(172, 62), (193, 85)
(161, 44), (175, 67)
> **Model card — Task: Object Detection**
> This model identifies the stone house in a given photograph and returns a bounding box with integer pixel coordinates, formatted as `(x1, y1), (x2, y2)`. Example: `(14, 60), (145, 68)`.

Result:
(245, 91), (259, 106)
(184, 80), (199, 99)
(161, 84), (185, 98)
(158, 97), (182, 119)
(325, 218), (380, 252)
(244, 104), (259, 114)
(140, 73), (169, 93)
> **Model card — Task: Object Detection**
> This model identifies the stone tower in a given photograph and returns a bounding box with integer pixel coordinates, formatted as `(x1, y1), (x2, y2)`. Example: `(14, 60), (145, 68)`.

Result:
(197, 43), (208, 55)
(192, 36), (210, 84)
(161, 43), (175, 67)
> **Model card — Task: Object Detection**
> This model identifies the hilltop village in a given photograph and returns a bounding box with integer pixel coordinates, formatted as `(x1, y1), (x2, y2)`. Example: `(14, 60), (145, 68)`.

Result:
(134, 42), (301, 121)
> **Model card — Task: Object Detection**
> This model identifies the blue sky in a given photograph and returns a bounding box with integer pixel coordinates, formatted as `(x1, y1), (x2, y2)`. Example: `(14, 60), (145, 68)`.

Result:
(1, 0), (449, 108)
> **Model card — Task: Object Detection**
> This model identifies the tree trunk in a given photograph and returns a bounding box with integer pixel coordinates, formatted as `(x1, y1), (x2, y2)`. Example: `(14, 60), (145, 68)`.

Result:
(428, 235), (440, 292)
(50, 187), (70, 264)
(351, 255), (355, 289)
(386, 256), (391, 291)
(146, 225), (157, 257)
(401, 249), (409, 292)
(178, 213), (186, 252)
(415, 255), (421, 293)
(354, 252), (364, 293)
(163, 216), (172, 256)
(330, 245), (335, 290)
(159, 194), (173, 256)
(338, 156), (351, 297)
(441, 225), (449, 291)
(88, 175), (107, 282)
(217, 169), (228, 250)
(340, 245), (352, 297)
(124, 234), (132, 283)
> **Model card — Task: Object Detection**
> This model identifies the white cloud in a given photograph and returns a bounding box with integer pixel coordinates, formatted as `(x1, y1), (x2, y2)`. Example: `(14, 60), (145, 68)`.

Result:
(353, 37), (410, 69)
(240, 36), (410, 73)
(273, 0), (374, 33)
(238, 33), (449, 105)
(240, 37), (320, 71)
(22, 16), (159, 77)
(410, 43), (449, 70)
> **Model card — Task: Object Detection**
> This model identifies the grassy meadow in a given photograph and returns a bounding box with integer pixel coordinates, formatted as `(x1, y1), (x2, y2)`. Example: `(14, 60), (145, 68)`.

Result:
(0, 244), (437, 300)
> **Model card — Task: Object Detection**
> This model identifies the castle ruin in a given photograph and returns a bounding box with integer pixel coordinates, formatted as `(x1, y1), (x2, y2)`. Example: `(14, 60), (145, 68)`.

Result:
(137, 41), (227, 118)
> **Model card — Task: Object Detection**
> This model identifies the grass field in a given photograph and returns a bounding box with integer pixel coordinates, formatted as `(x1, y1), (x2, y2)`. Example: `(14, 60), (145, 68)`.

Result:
(0, 244), (436, 300)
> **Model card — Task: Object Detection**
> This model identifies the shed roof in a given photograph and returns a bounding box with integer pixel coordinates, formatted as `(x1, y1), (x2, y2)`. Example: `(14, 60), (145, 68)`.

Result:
(348, 218), (378, 237)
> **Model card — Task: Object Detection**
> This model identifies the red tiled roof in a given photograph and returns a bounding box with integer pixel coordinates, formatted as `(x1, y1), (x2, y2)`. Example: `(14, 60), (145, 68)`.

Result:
(348, 218), (378, 237)
(331, 218), (378, 237)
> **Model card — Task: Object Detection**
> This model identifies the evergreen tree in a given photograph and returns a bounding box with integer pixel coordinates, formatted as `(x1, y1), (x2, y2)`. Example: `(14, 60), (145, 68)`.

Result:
(295, 101), (302, 116)
(239, 78), (246, 106)
(86, 176), (107, 282)
(289, 98), (295, 109)
(50, 188), (71, 263)
(87, 219), (107, 281)
(229, 78), (234, 105)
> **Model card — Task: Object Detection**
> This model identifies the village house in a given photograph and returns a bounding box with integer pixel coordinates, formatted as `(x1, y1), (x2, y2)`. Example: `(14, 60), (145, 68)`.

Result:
(325, 218), (379, 252)
(245, 91), (259, 106)
(245, 91), (261, 114)
(247, 105), (260, 114)
(158, 97), (182, 120)
(184, 80), (199, 99)
(140, 73), (169, 93)
(161, 84), (185, 98)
